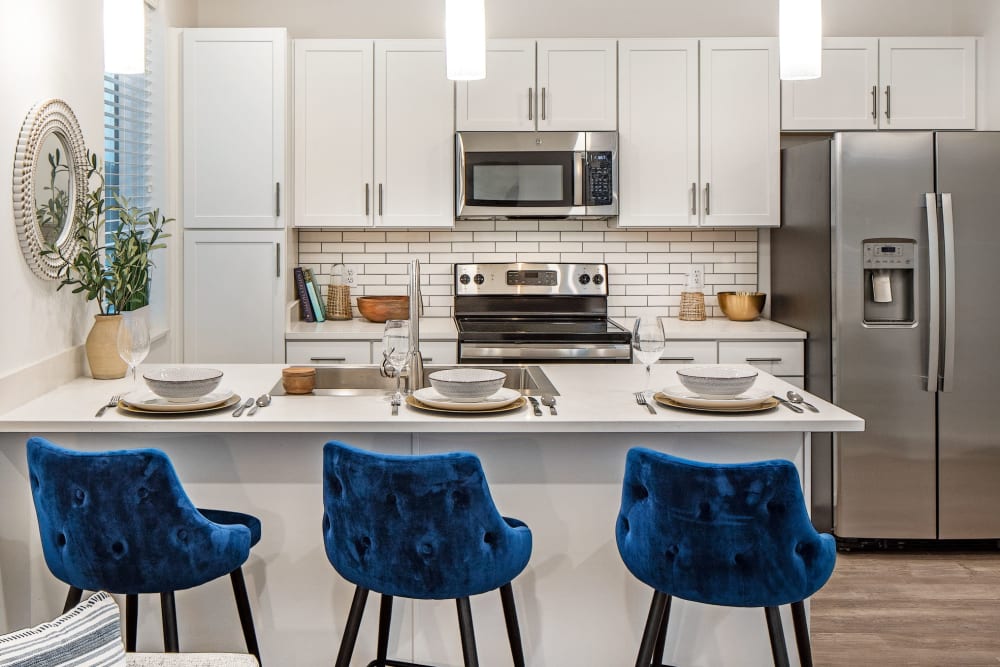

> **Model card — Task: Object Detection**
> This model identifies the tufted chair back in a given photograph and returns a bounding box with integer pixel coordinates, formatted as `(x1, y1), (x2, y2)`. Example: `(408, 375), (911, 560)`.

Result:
(322, 441), (532, 600)
(616, 447), (836, 608)
(27, 436), (252, 594)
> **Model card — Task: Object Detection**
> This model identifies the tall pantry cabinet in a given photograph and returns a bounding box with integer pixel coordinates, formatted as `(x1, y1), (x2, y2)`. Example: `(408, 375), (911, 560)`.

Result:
(181, 28), (289, 363)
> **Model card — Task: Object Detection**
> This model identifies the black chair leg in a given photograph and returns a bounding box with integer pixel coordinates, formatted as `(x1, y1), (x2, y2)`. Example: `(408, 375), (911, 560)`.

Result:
(160, 592), (179, 653)
(790, 600), (813, 667)
(651, 594), (672, 667)
(335, 586), (370, 667)
(230, 568), (262, 664)
(498, 583), (526, 667)
(455, 597), (480, 667)
(763, 606), (790, 667)
(635, 591), (669, 667)
(375, 594), (394, 666)
(125, 594), (138, 652)
(63, 586), (84, 614)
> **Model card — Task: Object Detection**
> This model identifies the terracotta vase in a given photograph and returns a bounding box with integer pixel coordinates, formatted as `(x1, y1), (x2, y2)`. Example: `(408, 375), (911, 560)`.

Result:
(85, 314), (127, 379)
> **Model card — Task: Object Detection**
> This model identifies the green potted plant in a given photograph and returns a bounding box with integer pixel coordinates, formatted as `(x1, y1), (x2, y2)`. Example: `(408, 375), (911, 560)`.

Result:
(45, 151), (172, 378)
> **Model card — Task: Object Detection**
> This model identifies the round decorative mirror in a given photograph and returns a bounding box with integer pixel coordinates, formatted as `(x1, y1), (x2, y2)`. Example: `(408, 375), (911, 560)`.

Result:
(12, 99), (89, 280)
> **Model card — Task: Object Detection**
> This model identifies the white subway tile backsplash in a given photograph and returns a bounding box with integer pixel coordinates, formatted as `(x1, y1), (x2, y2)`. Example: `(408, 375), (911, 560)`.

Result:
(296, 221), (758, 317)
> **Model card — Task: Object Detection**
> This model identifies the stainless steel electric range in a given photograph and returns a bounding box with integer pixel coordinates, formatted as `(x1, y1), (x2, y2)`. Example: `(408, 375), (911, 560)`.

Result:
(454, 262), (632, 364)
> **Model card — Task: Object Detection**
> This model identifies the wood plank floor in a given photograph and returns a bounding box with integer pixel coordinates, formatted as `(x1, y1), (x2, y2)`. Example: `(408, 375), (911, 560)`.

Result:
(810, 551), (1000, 665)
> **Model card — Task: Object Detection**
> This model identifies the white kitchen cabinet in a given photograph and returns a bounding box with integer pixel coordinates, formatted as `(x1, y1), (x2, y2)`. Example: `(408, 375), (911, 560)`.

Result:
(618, 38), (779, 228)
(657, 340), (717, 365)
(781, 37), (976, 131)
(184, 230), (285, 363)
(456, 39), (617, 132)
(286, 340), (371, 364)
(293, 39), (454, 228)
(420, 341), (458, 365)
(182, 29), (286, 229)
(718, 341), (804, 378)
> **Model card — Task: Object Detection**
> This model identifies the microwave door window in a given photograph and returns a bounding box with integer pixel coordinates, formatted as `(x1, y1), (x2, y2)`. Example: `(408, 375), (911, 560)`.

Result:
(465, 152), (574, 207)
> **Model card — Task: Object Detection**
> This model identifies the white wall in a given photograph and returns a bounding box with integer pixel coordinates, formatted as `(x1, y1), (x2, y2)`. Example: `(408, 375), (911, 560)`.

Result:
(0, 0), (104, 380)
(195, 0), (966, 39)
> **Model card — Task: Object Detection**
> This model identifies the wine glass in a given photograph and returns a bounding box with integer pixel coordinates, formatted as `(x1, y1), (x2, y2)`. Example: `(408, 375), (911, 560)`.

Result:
(117, 311), (150, 389)
(381, 319), (411, 402)
(632, 317), (666, 393)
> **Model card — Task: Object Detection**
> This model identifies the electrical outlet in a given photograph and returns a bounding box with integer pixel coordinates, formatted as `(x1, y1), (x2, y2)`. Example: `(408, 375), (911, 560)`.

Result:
(345, 265), (357, 286)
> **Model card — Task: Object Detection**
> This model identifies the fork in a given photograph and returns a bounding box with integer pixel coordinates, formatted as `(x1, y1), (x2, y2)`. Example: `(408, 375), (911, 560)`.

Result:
(95, 394), (120, 418)
(391, 392), (402, 416)
(634, 391), (657, 415)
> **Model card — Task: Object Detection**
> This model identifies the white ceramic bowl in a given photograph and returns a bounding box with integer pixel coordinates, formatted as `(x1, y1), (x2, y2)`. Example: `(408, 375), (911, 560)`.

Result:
(675, 365), (758, 399)
(428, 368), (507, 402)
(143, 367), (224, 402)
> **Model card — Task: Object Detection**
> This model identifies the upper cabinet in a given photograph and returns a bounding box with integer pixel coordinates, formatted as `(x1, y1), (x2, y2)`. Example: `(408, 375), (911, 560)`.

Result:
(293, 39), (454, 228)
(182, 28), (287, 229)
(782, 37), (977, 131)
(618, 38), (780, 228)
(456, 39), (617, 132)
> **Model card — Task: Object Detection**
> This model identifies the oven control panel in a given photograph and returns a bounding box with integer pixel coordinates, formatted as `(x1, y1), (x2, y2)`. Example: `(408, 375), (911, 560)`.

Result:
(455, 263), (609, 296)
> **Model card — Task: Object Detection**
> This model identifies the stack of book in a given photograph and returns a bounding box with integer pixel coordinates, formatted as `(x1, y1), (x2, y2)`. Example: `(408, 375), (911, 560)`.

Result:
(294, 267), (327, 322)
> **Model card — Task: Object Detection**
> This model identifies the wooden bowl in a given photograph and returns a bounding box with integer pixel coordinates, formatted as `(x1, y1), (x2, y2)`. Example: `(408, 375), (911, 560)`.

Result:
(717, 292), (767, 321)
(357, 296), (409, 323)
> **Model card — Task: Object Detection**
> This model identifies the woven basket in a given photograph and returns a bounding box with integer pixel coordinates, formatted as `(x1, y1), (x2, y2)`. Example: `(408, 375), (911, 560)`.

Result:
(325, 285), (353, 320)
(679, 291), (706, 321)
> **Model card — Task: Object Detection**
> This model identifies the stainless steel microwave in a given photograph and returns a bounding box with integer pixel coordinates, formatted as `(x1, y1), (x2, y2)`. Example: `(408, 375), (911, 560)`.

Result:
(455, 131), (618, 220)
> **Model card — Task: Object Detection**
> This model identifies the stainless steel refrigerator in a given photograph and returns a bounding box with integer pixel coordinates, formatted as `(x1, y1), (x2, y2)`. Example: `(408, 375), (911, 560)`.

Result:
(773, 132), (1000, 541)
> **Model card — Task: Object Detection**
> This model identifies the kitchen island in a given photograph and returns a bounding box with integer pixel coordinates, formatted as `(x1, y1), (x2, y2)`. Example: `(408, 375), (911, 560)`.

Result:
(0, 364), (862, 666)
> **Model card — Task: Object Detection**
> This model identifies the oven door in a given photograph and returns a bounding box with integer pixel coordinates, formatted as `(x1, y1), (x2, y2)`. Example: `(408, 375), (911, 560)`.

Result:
(459, 342), (632, 364)
(456, 132), (587, 219)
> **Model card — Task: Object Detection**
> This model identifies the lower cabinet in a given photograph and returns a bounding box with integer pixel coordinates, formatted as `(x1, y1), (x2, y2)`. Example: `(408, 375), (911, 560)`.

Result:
(184, 230), (285, 363)
(658, 339), (805, 386)
(285, 339), (458, 365)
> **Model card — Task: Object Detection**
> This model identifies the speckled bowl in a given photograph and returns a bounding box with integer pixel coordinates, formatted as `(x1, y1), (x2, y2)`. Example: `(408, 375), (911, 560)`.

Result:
(675, 365), (758, 399)
(428, 368), (507, 401)
(143, 367), (223, 402)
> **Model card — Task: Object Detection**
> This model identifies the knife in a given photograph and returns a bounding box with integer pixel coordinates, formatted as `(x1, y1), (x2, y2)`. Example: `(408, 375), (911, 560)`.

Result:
(772, 395), (804, 413)
(527, 396), (543, 416)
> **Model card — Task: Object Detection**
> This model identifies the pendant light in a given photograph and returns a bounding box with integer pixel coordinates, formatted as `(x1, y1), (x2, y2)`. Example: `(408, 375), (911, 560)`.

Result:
(779, 0), (822, 80)
(104, 0), (145, 74)
(446, 0), (486, 81)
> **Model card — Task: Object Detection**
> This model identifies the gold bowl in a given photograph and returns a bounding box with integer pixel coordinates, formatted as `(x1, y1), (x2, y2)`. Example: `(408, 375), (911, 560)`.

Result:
(717, 292), (766, 321)
(357, 296), (409, 323)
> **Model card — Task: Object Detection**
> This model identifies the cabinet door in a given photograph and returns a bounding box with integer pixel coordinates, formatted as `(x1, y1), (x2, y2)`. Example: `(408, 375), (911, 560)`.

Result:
(618, 39), (699, 228)
(183, 29), (286, 229)
(879, 37), (976, 130)
(536, 39), (617, 131)
(699, 38), (780, 227)
(456, 39), (536, 131)
(286, 340), (371, 364)
(374, 41), (455, 227)
(294, 40), (374, 227)
(781, 38), (879, 131)
(184, 230), (285, 363)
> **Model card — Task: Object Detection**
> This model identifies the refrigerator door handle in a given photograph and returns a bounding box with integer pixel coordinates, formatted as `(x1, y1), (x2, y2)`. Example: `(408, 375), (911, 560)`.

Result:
(940, 192), (956, 392)
(925, 192), (941, 393)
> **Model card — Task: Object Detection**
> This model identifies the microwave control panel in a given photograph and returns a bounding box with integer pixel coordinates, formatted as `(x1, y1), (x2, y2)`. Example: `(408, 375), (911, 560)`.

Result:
(585, 152), (614, 206)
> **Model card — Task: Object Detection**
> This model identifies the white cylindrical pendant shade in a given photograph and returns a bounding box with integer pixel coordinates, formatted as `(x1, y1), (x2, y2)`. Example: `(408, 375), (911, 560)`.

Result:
(779, 0), (822, 80)
(446, 0), (486, 81)
(104, 0), (145, 74)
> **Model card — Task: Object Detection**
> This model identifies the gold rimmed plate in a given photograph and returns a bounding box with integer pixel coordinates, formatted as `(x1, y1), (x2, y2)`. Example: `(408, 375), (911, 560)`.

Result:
(117, 393), (242, 416)
(653, 392), (779, 413)
(405, 395), (527, 415)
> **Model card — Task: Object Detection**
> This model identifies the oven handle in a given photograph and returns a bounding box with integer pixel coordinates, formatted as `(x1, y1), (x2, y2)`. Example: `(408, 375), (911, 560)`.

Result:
(460, 343), (632, 360)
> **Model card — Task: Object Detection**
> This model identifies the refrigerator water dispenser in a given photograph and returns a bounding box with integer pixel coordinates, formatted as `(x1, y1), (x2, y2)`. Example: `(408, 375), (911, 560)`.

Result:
(863, 240), (915, 325)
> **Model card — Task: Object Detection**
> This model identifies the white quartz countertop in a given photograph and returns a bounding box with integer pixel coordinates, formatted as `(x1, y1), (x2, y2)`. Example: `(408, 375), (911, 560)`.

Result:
(287, 317), (804, 342)
(0, 364), (860, 435)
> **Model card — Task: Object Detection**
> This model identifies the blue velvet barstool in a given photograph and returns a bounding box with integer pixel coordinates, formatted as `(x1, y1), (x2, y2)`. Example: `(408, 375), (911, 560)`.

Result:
(26, 436), (263, 663)
(616, 448), (837, 667)
(322, 440), (532, 667)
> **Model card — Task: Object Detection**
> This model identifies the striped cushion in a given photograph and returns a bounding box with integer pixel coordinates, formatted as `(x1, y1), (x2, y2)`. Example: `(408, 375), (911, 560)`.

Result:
(0, 592), (125, 666)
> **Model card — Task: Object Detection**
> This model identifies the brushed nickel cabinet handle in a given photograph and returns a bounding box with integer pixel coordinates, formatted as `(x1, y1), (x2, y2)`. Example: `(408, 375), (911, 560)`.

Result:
(690, 182), (697, 216)
(662, 356), (696, 362)
(275, 182), (281, 217)
(275, 243), (281, 278)
(365, 183), (370, 216)
(704, 183), (711, 216)
(378, 183), (383, 216)
(871, 85), (877, 122)
(310, 357), (346, 363)
(745, 357), (782, 363)
(885, 85), (891, 120)
(541, 87), (547, 121)
(528, 87), (533, 121)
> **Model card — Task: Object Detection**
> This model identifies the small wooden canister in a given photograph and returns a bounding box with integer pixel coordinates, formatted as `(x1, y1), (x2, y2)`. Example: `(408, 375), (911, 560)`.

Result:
(282, 366), (316, 394)
(679, 291), (706, 321)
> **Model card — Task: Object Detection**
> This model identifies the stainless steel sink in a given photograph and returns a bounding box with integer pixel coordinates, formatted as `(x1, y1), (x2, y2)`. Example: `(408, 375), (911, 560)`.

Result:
(269, 364), (559, 397)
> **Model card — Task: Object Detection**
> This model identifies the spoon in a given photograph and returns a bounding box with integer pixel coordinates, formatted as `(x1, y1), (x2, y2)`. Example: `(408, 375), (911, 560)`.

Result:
(541, 395), (557, 415)
(232, 397), (254, 418)
(786, 390), (819, 413)
(247, 393), (271, 416)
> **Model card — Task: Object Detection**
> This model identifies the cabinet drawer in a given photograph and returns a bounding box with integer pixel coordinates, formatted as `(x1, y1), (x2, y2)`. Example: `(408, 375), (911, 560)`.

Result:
(420, 341), (458, 365)
(718, 341), (803, 376)
(286, 340), (371, 364)
(658, 341), (717, 365)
